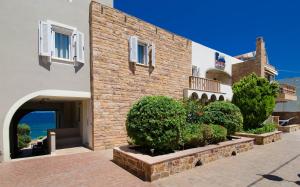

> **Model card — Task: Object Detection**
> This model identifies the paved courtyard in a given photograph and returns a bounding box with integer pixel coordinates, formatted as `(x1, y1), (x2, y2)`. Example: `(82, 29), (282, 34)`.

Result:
(0, 131), (299, 187)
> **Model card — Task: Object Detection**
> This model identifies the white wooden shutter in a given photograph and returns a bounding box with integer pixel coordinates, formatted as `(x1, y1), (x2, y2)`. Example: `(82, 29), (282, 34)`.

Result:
(151, 43), (156, 67)
(39, 21), (51, 57)
(129, 36), (138, 63)
(145, 43), (150, 65)
(71, 32), (76, 61)
(75, 31), (85, 64)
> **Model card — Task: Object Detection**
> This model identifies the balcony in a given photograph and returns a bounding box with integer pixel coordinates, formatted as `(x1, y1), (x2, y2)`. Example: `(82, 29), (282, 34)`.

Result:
(189, 76), (220, 93)
(265, 64), (278, 76)
(277, 84), (297, 102)
(184, 76), (227, 102)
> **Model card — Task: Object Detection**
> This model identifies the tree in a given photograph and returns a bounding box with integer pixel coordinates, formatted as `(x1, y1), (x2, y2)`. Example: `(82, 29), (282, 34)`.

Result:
(18, 124), (31, 149)
(232, 74), (279, 130)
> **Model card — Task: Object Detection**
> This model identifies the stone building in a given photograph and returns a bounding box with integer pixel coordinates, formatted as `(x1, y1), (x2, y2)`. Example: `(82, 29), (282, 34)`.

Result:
(0, 0), (296, 162)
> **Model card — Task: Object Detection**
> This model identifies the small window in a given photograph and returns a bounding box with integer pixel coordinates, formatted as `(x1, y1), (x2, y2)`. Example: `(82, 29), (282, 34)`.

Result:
(39, 20), (85, 65)
(54, 32), (70, 60)
(137, 43), (147, 65)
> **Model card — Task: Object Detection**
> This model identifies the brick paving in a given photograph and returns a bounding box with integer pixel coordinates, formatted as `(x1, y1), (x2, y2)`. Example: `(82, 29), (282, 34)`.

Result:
(0, 150), (153, 187)
(0, 131), (299, 187)
(154, 131), (300, 187)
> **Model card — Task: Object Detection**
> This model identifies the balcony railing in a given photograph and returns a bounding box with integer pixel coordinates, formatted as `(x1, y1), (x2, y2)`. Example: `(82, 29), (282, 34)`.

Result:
(279, 84), (296, 95)
(265, 64), (278, 75)
(277, 84), (297, 102)
(189, 76), (220, 93)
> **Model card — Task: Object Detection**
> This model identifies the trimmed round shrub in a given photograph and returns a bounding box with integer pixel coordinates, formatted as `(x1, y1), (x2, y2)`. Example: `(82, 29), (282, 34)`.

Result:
(201, 101), (243, 135)
(200, 124), (214, 145)
(232, 74), (279, 130)
(182, 123), (203, 148)
(182, 99), (204, 124)
(126, 96), (186, 152)
(211, 124), (227, 143)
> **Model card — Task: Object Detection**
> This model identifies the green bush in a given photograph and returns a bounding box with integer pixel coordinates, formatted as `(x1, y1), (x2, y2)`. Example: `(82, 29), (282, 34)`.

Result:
(245, 123), (277, 134)
(18, 124), (31, 149)
(200, 124), (214, 145)
(182, 124), (227, 148)
(126, 96), (186, 152)
(182, 123), (203, 148)
(201, 101), (243, 135)
(232, 74), (279, 130)
(182, 99), (204, 124)
(18, 124), (30, 135)
(211, 124), (227, 144)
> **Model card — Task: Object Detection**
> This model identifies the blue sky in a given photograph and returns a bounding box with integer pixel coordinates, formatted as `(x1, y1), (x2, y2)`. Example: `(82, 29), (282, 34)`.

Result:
(115, 0), (300, 79)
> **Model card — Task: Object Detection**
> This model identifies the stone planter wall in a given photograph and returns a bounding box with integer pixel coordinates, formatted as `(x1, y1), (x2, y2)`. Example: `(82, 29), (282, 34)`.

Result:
(113, 137), (254, 181)
(278, 124), (300, 133)
(235, 131), (282, 145)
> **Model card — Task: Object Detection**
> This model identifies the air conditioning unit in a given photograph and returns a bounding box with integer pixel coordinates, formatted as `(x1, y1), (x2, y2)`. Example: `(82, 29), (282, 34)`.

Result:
(192, 65), (200, 77)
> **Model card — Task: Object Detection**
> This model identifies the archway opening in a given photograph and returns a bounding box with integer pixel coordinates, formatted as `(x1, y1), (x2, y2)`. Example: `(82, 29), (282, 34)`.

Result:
(190, 92), (199, 100)
(10, 111), (57, 159)
(200, 94), (209, 105)
(206, 69), (232, 85)
(210, 94), (217, 102)
(219, 95), (225, 101)
(9, 98), (89, 160)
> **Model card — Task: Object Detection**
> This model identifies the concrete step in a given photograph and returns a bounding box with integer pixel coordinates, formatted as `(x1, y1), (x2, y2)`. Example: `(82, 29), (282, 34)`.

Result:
(56, 137), (82, 149)
(55, 128), (80, 139)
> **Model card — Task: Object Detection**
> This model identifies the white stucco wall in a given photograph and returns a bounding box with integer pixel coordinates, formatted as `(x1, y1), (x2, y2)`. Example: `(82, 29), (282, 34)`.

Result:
(192, 42), (242, 100)
(192, 42), (242, 77)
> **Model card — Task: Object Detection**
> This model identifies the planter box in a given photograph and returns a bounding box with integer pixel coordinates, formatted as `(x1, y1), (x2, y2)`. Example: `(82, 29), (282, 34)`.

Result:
(235, 131), (282, 145)
(278, 124), (300, 133)
(113, 137), (254, 182)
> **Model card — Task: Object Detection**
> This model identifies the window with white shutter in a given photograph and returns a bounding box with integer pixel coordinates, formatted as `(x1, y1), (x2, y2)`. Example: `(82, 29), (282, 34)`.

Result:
(75, 31), (85, 64)
(128, 36), (156, 67)
(129, 36), (138, 63)
(39, 21), (51, 57)
(151, 43), (156, 67)
(38, 20), (85, 66)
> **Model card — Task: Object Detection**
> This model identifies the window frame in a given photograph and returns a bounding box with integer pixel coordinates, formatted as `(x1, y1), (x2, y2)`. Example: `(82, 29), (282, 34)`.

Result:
(137, 42), (148, 66)
(47, 21), (77, 64)
(53, 31), (72, 61)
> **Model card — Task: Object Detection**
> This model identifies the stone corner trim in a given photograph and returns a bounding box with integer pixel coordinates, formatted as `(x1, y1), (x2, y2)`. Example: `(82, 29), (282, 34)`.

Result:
(278, 124), (300, 133)
(235, 130), (282, 145)
(113, 137), (254, 182)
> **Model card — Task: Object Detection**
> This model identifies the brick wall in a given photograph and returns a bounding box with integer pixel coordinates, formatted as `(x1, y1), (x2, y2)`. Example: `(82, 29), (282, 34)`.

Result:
(232, 37), (266, 83)
(232, 59), (261, 83)
(90, 1), (192, 149)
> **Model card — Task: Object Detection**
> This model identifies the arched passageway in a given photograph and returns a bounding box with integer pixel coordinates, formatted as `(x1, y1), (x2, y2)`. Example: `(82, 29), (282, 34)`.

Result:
(2, 90), (91, 161)
(206, 69), (232, 85)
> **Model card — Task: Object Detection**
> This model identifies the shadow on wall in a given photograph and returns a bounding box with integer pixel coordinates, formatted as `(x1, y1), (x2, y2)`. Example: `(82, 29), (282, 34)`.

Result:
(128, 62), (154, 76)
(75, 62), (84, 73)
(39, 56), (84, 73)
(39, 56), (51, 71)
